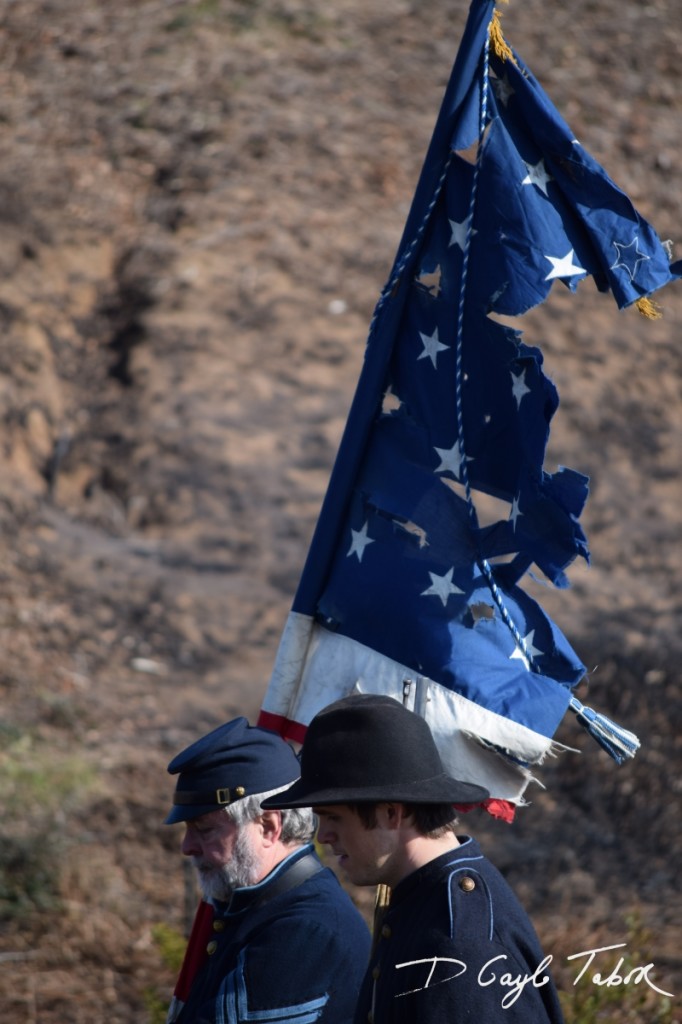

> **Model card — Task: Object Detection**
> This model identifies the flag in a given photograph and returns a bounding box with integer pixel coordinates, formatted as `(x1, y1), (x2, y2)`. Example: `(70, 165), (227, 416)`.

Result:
(258, 0), (679, 819)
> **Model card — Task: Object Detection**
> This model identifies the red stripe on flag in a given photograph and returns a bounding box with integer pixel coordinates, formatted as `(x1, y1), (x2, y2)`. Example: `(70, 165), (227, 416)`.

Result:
(257, 709), (308, 745)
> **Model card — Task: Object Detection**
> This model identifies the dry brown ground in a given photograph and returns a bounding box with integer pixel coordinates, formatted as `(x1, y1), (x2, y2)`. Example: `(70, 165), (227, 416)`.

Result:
(0, 1), (680, 1021)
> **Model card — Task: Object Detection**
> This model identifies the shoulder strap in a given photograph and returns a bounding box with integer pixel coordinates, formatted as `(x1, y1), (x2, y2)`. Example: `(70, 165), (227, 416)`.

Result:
(251, 852), (324, 910)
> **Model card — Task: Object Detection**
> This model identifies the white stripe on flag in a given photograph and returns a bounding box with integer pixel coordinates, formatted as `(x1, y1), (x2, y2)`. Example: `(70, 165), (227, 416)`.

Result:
(262, 611), (567, 804)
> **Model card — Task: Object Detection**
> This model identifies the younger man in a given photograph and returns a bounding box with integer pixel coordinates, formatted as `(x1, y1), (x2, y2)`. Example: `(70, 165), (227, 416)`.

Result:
(263, 693), (565, 1024)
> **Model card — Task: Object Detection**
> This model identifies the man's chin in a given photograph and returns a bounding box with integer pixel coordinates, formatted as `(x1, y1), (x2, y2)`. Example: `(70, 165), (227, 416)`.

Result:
(341, 865), (380, 888)
(196, 868), (233, 903)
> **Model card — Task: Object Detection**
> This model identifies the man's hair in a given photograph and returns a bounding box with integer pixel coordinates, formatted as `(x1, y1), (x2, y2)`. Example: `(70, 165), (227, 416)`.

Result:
(225, 785), (316, 844)
(348, 801), (459, 839)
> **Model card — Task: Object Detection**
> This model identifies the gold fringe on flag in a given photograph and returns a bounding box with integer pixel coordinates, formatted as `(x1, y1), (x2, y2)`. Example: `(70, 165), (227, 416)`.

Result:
(489, 6), (516, 65)
(635, 296), (663, 320)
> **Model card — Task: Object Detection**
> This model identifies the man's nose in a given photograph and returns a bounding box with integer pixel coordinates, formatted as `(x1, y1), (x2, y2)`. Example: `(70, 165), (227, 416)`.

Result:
(316, 823), (333, 845)
(181, 827), (202, 857)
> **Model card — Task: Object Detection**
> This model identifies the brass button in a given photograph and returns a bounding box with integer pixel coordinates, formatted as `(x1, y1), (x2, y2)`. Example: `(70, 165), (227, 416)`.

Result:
(372, 965), (381, 980)
(213, 919), (225, 932)
(459, 876), (476, 892)
(206, 940), (218, 955)
(235, 786), (246, 798)
(381, 924), (391, 939)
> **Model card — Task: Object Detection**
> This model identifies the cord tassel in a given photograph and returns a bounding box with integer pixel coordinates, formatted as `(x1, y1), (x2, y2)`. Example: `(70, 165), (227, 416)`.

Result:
(489, 6), (516, 65)
(635, 296), (663, 319)
(569, 697), (640, 764)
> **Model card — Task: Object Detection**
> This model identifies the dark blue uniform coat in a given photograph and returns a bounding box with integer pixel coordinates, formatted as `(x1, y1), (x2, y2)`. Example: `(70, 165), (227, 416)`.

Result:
(355, 837), (564, 1024)
(176, 845), (371, 1024)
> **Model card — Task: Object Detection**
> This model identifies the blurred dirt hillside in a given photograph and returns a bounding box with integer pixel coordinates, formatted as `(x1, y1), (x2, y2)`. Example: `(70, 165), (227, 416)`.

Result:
(0, 0), (680, 1021)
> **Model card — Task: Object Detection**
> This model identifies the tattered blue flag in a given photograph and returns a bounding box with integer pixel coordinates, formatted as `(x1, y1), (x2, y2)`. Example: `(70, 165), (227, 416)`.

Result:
(259, 0), (679, 818)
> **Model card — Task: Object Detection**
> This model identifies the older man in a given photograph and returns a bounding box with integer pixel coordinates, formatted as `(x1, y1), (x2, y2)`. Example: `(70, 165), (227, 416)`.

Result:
(263, 693), (565, 1024)
(164, 716), (370, 1024)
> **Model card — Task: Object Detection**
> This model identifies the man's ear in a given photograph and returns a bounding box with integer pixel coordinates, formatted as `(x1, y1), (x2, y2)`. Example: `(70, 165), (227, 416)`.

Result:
(258, 809), (283, 846)
(376, 802), (406, 830)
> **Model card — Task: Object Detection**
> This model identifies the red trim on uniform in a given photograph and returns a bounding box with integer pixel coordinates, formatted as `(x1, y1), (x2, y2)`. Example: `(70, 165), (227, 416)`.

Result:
(173, 899), (215, 1003)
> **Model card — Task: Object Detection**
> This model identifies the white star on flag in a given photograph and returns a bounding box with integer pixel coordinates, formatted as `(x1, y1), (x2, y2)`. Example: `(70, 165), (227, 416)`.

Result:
(434, 440), (468, 479)
(510, 629), (544, 670)
(511, 369), (531, 408)
(448, 217), (476, 251)
(522, 159), (553, 197)
(421, 567), (464, 607)
(347, 521), (375, 562)
(510, 494), (522, 531)
(544, 249), (586, 281)
(611, 237), (651, 281)
(418, 326), (449, 368)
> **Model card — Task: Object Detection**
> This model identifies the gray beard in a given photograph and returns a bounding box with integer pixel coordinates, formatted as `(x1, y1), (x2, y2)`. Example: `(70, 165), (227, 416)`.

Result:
(192, 827), (261, 902)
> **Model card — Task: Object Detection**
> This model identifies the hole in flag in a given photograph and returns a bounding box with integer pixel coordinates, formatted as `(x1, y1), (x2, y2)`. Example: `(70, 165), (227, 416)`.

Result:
(471, 490), (514, 527)
(415, 265), (442, 297)
(392, 516), (429, 549)
(454, 124), (491, 166)
(441, 477), (469, 502)
(487, 309), (525, 331)
(455, 140), (479, 166)
(381, 386), (402, 415)
(441, 478), (513, 528)
(470, 602), (495, 622)
(488, 552), (519, 565)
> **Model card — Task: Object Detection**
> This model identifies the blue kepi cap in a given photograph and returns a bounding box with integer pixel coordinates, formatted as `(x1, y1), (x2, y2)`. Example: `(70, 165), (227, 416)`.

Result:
(164, 717), (300, 824)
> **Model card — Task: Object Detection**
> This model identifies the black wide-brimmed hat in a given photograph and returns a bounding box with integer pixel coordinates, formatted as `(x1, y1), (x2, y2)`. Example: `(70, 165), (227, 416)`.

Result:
(261, 694), (489, 809)
(164, 717), (301, 824)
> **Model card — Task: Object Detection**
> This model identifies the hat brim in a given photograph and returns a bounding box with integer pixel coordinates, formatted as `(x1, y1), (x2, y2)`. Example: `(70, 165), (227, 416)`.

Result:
(164, 802), (222, 825)
(261, 773), (489, 810)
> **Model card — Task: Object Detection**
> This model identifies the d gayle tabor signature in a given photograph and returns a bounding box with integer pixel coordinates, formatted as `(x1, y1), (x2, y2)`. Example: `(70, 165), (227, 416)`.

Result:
(394, 943), (674, 1008)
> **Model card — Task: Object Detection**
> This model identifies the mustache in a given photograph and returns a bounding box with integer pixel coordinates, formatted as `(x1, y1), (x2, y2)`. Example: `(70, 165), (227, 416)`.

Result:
(192, 857), (218, 873)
